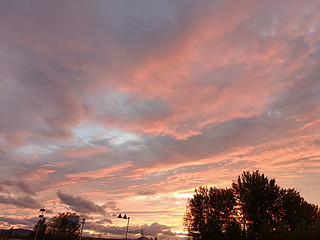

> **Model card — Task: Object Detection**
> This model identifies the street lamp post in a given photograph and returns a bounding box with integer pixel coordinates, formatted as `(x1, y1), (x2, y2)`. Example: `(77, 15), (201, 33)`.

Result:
(118, 214), (130, 239)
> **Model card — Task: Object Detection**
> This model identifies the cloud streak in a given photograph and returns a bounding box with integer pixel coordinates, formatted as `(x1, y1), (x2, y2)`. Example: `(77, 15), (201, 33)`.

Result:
(0, 194), (41, 209)
(1, 180), (36, 195)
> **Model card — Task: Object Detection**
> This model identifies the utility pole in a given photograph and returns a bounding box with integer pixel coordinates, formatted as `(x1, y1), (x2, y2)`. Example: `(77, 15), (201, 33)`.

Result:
(34, 206), (45, 240)
(79, 218), (85, 240)
(125, 216), (130, 239)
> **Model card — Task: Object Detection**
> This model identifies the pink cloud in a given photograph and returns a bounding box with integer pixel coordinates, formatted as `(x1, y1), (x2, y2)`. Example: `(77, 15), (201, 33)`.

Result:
(62, 146), (108, 159)
(66, 161), (133, 180)
(24, 169), (55, 181)
(82, 2), (318, 140)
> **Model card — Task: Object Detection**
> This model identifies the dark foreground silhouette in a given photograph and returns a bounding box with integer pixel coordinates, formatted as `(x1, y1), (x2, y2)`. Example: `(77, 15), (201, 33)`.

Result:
(184, 170), (320, 240)
(29, 212), (81, 240)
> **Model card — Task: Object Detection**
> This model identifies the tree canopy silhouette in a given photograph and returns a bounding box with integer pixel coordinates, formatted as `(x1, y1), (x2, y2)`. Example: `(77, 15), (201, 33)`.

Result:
(48, 212), (81, 240)
(184, 170), (320, 240)
(184, 187), (243, 240)
(31, 212), (81, 240)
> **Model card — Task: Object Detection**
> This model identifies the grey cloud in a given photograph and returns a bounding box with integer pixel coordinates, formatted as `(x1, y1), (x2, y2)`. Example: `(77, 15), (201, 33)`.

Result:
(109, 112), (298, 165)
(0, 195), (41, 209)
(0, 0), (195, 149)
(103, 201), (120, 211)
(180, 116), (299, 159)
(36, 101), (309, 198)
(1, 180), (36, 195)
(96, 218), (113, 224)
(84, 222), (125, 236)
(130, 222), (176, 237)
(124, 210), (173, 215)
(1, 0), (319, 149)
(0, 0), (231, 151)
(90, 92), (172, 129)
(0, 217), (38, 227)
(91, 0), (209, 67)
(136, 190), (157, 196)
(84, 221), (176, 238)
(0, 44), (85, 147)
(46, 209), (54, 214)
(54, 113), (296, 194)
(162, 230), (177, 236)
(269, 63), (320, 120)
(57, 191), (106, 215)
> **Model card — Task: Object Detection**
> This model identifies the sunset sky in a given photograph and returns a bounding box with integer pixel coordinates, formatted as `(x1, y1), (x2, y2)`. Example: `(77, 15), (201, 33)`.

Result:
(1, 0), (320, 238)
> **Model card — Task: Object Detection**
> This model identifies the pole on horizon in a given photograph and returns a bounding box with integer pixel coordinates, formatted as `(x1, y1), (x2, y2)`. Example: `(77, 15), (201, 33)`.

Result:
(125, 216), (130, 239)
(79, 218), (85, 240)
(34, 206), (45, 240)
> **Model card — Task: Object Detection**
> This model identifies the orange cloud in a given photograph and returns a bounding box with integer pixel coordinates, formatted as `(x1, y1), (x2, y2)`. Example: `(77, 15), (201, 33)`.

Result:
(24, 169), (55, 181)
(66, 161), (133, 180)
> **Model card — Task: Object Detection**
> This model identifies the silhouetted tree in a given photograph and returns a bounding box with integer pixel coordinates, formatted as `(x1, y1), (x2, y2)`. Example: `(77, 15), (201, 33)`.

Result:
(279, 188), (303, 231)
(233, 171), (320, 238)
(47, 212), (81, 240)
(184, 187), (241, 239)
(232, 171), (282, 235)
(279, 188), (320, 232)
(184, 170), (320, 240)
